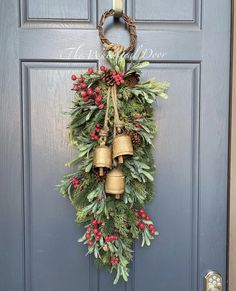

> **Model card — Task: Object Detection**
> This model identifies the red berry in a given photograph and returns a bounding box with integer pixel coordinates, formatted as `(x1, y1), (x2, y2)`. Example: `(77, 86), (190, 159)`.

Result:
(98, 231), (102, 236)
(100, 65), (106, 71)
(85, 233), (91, 239)
(110, 256), (120, 265)
(87, 240), (93, 246)
(139, 209), (145, 215)
(87, 88), (94, 96)
(95, 127), (100, 133)
(72, 178), (79, 187)
(133, 114), (142, 119)
(95, 96), (102, 103)
(134, 212), (139, 217)
(73, 85), (79, 91)
(145, 215), (151, 221)
(135, 123), (142, 128)
(110, 235), (115, 241)
(150, 229), (156, 235)
(78, 77), (84, 83)
(81, 91), (87, 97)
(95, 87), (101, 94)
(92, 219), (98, 226)
(138, 222), (145, 230)
(71, 74), (77, 81)
(120, 79), (125, 84)
(83, 96), (89, 102)
(105, 236), (110, 242)
(95, 235), (100, 241)
(148, 224), (155, 230)
(88, 68), (93, 74)
(87, 226), (92, 232)
(93, 228), (98, 234)
(141, 213), (146, 219)
(96, 123), (101, 128)
(80, 83), (87, 89)
(94, 136), (99, 141)
(98, 104), (104, 110)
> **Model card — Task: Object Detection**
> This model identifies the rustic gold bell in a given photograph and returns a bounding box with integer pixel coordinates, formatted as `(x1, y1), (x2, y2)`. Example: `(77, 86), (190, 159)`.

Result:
(93, 144), (112, 176)
(105, 169), (125, 199)
(112, 134), (134, 163)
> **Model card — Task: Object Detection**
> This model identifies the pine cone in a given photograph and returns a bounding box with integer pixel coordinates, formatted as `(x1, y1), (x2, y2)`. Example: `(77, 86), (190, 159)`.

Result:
(124, 73), (140, 87)
(102, 70), (116, 86)
(127, 130), (142, 148)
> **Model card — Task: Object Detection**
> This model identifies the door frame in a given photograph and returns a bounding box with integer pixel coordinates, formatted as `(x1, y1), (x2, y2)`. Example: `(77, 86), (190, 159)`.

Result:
(229, 0), (236, 290)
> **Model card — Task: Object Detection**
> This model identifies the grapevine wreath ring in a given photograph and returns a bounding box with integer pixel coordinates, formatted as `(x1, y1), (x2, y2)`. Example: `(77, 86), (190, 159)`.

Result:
(59, 8), (169, 284)
(98, 9), (137, 54)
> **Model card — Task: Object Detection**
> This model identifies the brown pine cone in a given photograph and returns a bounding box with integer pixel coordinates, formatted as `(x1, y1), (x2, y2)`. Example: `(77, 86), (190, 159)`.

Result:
(127, 130), (142, 148)
(101, 70), (116, 86)
(124, 72), (140, 87)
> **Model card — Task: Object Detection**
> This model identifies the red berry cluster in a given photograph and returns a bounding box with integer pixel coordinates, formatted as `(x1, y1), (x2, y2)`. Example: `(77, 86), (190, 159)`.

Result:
(110, 256), (120, 266)
(71, 177), (80, 187)
(104, 234), (119, 243)
(72, 75), (85, 92)
(111, 71), (125, 86)
(90, 123), (101, 141)
(135, 209), (156, 236)
(82, 86), (104, 109)
(86, 219), (103, 247)
(71, 74), (104, 109)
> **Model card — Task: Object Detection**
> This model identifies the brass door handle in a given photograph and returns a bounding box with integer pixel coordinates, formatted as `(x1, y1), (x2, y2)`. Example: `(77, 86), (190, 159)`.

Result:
(205, 271), (222, 291)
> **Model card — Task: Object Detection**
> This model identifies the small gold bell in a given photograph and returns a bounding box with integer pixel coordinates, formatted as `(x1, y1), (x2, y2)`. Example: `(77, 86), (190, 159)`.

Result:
(105, 169), (125, 199)
(93, 144), (112, 176)
(112, 134), (134, 163)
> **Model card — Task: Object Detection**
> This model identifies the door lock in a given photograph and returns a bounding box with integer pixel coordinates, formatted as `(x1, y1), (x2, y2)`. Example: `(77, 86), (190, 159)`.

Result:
(205, 271), (223, 291)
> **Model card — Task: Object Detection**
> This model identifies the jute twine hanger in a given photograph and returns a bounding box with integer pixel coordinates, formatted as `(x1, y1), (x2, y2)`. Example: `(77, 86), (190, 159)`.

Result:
(97, 7), (137, 144)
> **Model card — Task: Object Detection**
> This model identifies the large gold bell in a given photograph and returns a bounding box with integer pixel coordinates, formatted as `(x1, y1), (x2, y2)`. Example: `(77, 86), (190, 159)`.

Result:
(112, 134), (134, 163)
(105, 169), (125, 199)
(93, 145), (112, 176)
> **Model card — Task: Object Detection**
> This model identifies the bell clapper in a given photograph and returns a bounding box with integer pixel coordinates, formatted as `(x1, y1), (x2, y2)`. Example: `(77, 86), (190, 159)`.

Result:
(99, 167), (104, 176)
(118, 155), (124, 164)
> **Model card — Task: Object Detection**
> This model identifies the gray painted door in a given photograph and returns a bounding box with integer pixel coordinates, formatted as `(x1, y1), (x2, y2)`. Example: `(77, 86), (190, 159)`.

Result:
(0, 0), (231, 291)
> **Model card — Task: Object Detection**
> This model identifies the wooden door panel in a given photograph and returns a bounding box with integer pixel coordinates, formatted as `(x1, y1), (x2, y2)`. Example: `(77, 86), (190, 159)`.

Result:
(27, 0), (89, 20)
(134, 64), (199, 291)
(133, 0), (196, 21)
(20, 0), (97, 28)
(21, 62), (97, 291)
